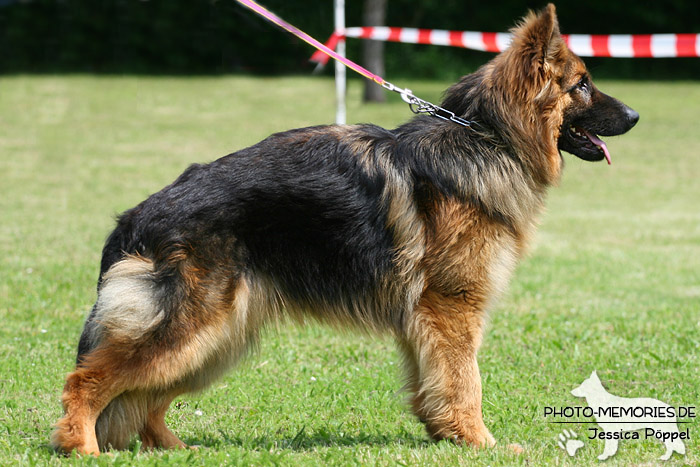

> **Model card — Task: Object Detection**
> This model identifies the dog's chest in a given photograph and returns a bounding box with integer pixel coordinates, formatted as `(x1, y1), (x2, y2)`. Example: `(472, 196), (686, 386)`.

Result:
(421, 200), (524, 303)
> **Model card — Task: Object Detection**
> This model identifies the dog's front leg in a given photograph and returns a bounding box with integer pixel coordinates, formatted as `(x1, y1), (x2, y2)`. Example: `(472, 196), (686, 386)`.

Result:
(404, 289), (495, 448)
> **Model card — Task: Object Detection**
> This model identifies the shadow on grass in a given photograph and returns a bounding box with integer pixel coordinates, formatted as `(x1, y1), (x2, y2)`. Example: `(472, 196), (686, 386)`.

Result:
(191, 426), (431, 451)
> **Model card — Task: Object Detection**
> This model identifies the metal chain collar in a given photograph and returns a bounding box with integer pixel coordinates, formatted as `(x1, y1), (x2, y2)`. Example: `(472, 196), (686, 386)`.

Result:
(381, 81), (474, 128)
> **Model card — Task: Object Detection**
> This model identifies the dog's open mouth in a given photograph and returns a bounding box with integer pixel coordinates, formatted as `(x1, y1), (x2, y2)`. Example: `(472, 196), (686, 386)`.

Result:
(560, 125), (611, 165)
(569, 125), (611, 165)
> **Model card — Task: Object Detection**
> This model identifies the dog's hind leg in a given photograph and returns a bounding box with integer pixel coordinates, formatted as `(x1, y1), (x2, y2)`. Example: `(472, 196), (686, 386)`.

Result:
(52, 256), (260, 455)
(89, 389), (187, 452)
(51, 359), (125, 455)
(54, 346), (198, 454)
(138, 392), (187, 450)
(404, 289), (495, 448)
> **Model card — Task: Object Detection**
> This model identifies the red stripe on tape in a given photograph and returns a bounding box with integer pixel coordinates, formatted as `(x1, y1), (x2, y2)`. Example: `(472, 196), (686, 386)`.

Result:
(449, 30), (464, 47)
(591, 35), (610, 57)
(481, 32), (499, 52)
(562, 34), (571, 48)
(388, 27), (402, 42)
(676, 33), (698, 57)
(310, 32), (341, 65)
(418, 28), (431, 45)
(632, 35), (652, 58)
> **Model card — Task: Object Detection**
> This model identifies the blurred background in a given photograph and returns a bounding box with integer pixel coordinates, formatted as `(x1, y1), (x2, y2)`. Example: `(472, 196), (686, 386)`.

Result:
(1, 0), (698, 80)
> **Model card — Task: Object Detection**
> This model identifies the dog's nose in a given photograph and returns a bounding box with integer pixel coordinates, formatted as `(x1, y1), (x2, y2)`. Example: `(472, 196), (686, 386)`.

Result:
(626, 107), (640, 128)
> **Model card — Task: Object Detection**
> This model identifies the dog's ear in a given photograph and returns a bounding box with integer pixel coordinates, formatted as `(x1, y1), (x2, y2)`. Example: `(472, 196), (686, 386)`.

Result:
(508, 3), (566, 83)
(590, 370), (599, 381)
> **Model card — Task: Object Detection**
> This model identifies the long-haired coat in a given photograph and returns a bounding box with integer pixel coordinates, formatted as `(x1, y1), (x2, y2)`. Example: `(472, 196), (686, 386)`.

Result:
(52, 4), (638, 455)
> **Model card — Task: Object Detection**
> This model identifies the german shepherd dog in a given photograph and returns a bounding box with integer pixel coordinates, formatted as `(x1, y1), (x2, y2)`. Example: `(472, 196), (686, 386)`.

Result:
(53, 4), (638, 455)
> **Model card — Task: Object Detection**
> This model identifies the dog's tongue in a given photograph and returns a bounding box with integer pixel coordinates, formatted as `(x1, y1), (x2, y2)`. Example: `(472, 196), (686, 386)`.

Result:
(583, 129), (611, 165)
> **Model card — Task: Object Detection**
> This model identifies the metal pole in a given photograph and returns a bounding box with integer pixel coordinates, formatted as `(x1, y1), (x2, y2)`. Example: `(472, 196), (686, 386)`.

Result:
(334, 0), (346, 125)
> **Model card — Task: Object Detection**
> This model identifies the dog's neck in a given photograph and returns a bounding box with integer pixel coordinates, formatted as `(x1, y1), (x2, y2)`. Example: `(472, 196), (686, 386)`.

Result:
(441, 66), (563, 187)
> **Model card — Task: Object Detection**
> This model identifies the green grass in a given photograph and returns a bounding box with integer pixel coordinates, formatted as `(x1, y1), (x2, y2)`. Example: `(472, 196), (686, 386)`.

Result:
(0, 75), (698, 466)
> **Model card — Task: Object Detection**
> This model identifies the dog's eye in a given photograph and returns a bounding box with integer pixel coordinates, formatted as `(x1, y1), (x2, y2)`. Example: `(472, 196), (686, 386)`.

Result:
(567, 77), (589, 94)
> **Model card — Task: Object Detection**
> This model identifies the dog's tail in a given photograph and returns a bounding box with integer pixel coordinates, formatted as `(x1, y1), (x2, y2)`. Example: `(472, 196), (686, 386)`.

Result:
(76, 255), (165, 361)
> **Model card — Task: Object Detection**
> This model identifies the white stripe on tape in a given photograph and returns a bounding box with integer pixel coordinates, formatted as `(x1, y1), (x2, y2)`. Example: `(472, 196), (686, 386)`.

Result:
(567, 34), (593, 57)
(608, 34), (633, 57)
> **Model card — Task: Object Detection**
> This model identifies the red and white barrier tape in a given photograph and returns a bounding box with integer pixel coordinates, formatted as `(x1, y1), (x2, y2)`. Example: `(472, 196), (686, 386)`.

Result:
(311, 27), (700, 65)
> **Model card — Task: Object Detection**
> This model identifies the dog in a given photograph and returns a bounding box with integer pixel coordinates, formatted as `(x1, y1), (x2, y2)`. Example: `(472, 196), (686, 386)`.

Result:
(52, 4), (638, 455)
(572, 371), (686, 461)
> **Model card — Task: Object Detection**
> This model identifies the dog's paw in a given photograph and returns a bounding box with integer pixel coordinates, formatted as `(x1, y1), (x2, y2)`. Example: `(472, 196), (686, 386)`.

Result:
(450, 427), (496, 449)
(557, 429), (583, 457)
(507, 443), (524, 455)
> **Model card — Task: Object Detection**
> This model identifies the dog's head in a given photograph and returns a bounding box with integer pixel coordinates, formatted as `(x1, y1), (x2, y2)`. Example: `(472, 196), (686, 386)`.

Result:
(509, 4), (639, 165)
(440, 4), (639, 182)
(555, 61), (639, 165)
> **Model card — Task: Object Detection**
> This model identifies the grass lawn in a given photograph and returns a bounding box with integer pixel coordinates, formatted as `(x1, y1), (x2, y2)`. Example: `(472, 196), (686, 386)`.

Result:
(0, 75), (698, 466)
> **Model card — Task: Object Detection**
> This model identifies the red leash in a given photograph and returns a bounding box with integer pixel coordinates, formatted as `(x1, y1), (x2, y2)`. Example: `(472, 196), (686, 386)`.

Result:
(235, 0), (474, 128)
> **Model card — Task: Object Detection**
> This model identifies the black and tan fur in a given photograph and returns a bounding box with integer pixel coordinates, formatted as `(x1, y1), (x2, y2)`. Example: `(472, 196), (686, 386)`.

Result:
(52, 5), (638, 455)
